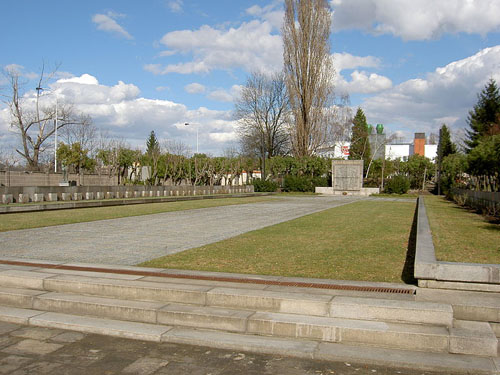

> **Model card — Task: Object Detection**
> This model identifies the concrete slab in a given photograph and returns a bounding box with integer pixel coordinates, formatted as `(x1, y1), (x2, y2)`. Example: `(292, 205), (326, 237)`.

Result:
(162, 327), (318, 359)
(247, 312), (449, 353)
(0, 270), (56, 289)
(0, 306), (44, 325)
(33, 292), (167, 323)
(316, 342), (498, 374)
(157, 303), (253, 333)
(416, 288), (500, 322)
(0, 287), (47, 309)
(206, 287), (333, 316)
(329, 296), (453, 327)
(43, 274), (211, 305)
(450, 320), (498, 356)
(30, 312), (172, 342)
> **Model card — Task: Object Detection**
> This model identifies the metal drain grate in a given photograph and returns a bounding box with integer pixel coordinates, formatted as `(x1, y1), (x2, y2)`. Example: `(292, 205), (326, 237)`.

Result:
(0, 260), (415, 295)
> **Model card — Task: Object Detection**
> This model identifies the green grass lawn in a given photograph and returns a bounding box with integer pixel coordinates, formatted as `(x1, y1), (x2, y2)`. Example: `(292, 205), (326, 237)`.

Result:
(140, 200), (416, 283)
(424, 195), (500, 264)
(0, 195), (275, 232)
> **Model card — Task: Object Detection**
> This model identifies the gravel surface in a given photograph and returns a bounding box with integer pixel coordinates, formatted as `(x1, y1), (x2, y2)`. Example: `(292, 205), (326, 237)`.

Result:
(0, 196), (362, 265)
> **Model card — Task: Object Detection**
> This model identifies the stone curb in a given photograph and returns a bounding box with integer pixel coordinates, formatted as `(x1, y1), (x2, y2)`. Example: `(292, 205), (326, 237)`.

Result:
(414, 196), (500, 285)
(0, 192), (274, 214)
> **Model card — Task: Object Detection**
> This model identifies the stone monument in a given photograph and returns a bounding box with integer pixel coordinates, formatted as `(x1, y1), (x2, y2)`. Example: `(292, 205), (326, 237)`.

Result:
(315, 159), (380, 196)
(331, 160), (363, 192)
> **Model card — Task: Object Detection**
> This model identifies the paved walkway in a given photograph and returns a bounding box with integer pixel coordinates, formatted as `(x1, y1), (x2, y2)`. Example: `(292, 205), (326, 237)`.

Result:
(0, 321), (457, 375)
(0, 196), (361, 265)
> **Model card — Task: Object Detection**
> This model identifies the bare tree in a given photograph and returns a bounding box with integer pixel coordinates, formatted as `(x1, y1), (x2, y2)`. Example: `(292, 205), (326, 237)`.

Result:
(2, 65), (91, 171)
(235, 71), (290, 160)
(324, 93), (353, 148)
(282, 0), (334, 157)
(59, 116), (97, 158)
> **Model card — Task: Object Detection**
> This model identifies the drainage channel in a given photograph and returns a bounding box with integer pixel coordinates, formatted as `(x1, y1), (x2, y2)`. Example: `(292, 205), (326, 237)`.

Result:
(0, 259), (416, 295)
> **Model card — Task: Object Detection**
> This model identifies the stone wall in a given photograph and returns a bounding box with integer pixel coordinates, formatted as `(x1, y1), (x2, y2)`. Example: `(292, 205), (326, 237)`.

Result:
(0, 170), (117, 187)
(1, 185), (254, 204)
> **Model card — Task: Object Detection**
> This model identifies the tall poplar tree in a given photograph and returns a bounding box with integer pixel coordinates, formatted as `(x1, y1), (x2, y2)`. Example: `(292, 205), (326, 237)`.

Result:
(282, 0), (334, 157)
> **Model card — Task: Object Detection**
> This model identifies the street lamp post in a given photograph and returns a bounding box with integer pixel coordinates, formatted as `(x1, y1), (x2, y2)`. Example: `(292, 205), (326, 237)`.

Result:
(184, 122), (199, 154)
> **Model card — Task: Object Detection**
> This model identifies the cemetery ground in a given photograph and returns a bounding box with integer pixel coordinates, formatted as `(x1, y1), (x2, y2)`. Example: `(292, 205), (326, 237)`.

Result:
(424, 194), (499, 265)
(0, 193), (497, 283)
(140, 199), (416, 283)
(0, 195), (275, 232)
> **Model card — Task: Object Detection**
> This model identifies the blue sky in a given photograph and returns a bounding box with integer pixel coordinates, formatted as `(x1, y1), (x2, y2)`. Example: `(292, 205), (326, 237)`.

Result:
(2, 0), (500, 157)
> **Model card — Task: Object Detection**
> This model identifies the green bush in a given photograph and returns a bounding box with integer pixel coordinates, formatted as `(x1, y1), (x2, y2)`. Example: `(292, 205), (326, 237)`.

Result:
(252, 179), (278, 192)
(384, 175), (410, 194)
(282, 175), (328, 192)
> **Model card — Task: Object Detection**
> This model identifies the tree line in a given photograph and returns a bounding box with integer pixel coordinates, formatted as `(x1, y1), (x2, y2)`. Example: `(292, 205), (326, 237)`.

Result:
(437, 79), (500, 194)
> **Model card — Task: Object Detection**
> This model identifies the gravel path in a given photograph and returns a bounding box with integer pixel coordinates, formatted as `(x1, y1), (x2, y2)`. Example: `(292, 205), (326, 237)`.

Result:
(0, 196), (362, 265)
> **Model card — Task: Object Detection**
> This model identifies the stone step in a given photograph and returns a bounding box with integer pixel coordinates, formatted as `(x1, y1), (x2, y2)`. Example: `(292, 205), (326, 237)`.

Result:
(416, 288), (500, 323)
(32, 292), (167, 324)
(1, 306), (497, 374)
(1, 286), (496, 357)
(247, 311), (450, 353)
(329, 296), (454, 327)
(0, 305), (497, 373)
(0, 287), (47, 309)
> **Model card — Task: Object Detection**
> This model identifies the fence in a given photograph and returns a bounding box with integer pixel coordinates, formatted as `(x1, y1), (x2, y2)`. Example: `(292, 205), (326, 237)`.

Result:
(0, 170), (117, 187)
(452, 188), (500, 216)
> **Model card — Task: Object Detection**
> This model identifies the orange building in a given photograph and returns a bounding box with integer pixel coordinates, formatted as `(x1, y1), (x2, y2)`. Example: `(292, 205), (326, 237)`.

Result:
(413, 133), (426, 156)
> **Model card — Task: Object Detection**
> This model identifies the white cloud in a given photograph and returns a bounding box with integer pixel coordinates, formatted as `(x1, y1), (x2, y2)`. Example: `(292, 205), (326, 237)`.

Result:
(208, 85), (243, 103)
(361, 46), (500, 136)
(332, 52), (380, 71)
(336, 71), (392, 94)
(0, 73), (238, 154)
(147, 20), (282, 75)
(245, 2), (284, 30)
(167, 0), (183, 13)
(184, 83), (206, 94)
(92, 12), (133, 40)
(331, 0), (500, 40)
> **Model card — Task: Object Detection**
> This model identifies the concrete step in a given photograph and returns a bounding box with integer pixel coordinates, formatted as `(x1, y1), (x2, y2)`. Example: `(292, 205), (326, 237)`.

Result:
(0, 286), (496, 357)
(330, 296), (453, 327)
(247, 311), (450, 353)
(0, 306), (497, 375)
(417, 288), (500, 323)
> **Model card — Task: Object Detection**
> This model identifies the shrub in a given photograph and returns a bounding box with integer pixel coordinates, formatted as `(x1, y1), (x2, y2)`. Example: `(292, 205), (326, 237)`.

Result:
(282, 175), (328, 192)
(252, 178), (278, 192)
(384, 175), (410, 194)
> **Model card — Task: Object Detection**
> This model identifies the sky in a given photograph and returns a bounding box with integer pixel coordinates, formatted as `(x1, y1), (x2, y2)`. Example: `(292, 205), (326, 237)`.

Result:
(1, 0), (500, 158)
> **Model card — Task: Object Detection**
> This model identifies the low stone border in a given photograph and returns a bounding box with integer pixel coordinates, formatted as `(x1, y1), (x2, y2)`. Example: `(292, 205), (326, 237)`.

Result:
(414, 196), (500, 285)
(0, 192), (271, 214)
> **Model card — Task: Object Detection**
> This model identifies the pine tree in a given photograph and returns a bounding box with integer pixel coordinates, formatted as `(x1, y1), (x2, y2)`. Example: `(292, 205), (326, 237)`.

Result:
(465, 79), (500, 152)
(349, 108), (371, 166)
(145, 131), (160, 184)
(146, 131), (160, 156)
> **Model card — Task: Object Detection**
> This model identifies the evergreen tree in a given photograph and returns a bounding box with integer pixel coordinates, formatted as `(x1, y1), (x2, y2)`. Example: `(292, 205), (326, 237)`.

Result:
(465, 79), (500, 152)
(145, 131), (161, 185)
(437, 124), (456, 195)
(146, 131), (160, 156)
(349, 108), (371, 169)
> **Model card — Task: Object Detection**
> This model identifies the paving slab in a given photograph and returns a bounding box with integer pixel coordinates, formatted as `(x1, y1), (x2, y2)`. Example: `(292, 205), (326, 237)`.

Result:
(0, 196), (360, 265)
